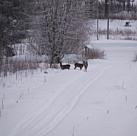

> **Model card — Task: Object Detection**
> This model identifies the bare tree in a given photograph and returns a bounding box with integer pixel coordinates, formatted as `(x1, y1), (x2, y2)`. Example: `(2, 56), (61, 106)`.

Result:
(31, 0), (92, 67)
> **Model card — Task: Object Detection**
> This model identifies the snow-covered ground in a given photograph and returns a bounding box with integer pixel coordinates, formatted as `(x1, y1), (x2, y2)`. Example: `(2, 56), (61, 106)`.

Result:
(91, 19), (137, 40)
(0, 40), (137, 136)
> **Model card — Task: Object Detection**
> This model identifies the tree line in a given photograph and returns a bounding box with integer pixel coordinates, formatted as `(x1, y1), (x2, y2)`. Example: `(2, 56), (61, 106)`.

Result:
(0, 0), (137, 74)
(0, 0), (33, 72)
(0, 0), (93, 73)
(99, 0), (137, 19)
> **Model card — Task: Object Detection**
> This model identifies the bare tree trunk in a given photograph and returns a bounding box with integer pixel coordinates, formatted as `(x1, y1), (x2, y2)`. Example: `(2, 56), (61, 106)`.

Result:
(105, 0), (109, 18)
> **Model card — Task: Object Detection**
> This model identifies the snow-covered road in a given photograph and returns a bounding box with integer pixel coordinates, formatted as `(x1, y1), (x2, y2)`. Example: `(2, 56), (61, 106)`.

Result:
(0, 40), (137, 136)
(47, 40), (137, 136)
(8, 64), (111, 136)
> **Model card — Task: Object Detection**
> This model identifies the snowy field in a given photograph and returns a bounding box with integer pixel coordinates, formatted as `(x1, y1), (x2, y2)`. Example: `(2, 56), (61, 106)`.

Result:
(91, 19), (137, 40)
(0, 40), (137, 136)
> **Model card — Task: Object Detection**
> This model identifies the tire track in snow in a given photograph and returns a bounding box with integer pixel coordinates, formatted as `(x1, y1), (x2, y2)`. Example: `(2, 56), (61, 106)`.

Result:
(8, 72), (83, 136)
(8, 66), (111, 136)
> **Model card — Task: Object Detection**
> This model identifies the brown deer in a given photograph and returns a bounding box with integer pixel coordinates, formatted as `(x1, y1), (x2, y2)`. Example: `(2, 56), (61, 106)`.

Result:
(74, 60), (88, 71)
(59, 62), (70, 70)
(83, 60), (88, 71)
(74, 63), (84, 70)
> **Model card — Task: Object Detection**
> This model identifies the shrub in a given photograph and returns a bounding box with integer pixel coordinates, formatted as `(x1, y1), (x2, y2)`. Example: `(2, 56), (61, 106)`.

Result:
(0, 59), (40, 77)
(85, 47), (105, 59)
(133, 54), (137, 62)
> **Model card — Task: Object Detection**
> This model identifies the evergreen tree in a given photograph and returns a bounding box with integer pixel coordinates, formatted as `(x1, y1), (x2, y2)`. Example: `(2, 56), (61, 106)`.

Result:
(0, 0), (31, 58)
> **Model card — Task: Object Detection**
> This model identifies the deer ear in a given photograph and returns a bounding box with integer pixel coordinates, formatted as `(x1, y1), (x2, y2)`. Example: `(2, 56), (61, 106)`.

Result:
(58, 54), (64, 63)
(60, 54), (64, 60)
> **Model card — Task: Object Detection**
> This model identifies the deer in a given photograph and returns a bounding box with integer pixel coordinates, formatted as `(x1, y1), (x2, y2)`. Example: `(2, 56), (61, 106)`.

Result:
(74, 60), (88, 71)
(59, 61), (70, 70)
(83, 60), (88, 71)
(74, 62), (84, 70)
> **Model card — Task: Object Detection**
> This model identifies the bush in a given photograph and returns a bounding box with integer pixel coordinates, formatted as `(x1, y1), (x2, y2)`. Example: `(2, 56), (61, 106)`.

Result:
(133, 54), (137, 62)
(0, 59), (40, 77)
(85, 47), (105, 59)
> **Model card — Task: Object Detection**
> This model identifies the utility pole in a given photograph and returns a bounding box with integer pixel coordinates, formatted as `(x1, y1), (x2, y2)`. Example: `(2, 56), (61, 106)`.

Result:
(107, 0), (110, 40)
(97, 0), (99, 40)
